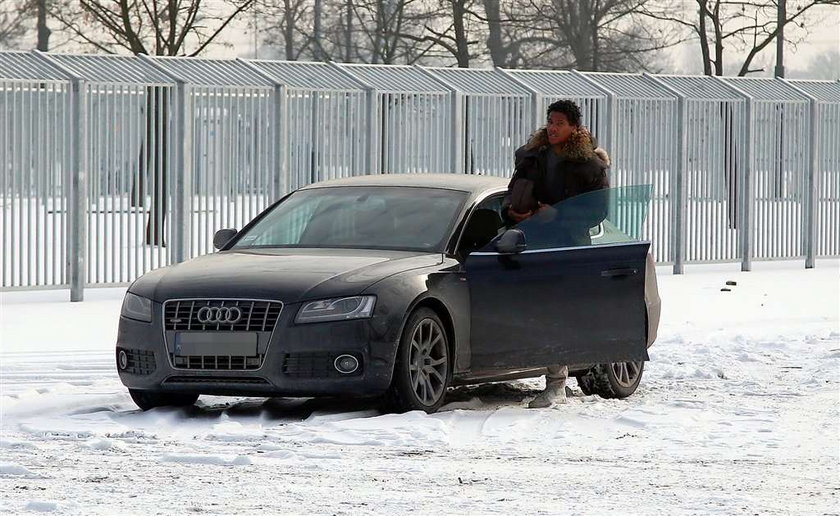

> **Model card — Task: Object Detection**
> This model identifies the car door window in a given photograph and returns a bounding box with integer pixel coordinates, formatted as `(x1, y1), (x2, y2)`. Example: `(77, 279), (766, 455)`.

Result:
(513, 185), (653, 250)
(459, 194), (505, 254)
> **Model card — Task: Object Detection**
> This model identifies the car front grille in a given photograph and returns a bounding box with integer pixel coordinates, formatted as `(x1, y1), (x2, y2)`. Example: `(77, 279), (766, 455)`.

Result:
(163, 299), (283, 332)
(163, 376), (270, 385)
(117, 348), (156, 375)
(282, 352), (362, 378)
(171, 354), (262, 370)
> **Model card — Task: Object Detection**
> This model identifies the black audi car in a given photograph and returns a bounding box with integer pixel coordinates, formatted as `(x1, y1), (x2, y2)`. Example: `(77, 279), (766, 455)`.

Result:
(117, 174), (660, 413)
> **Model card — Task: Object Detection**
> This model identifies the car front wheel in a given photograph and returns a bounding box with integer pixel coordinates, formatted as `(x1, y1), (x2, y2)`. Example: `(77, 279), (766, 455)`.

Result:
(576, 361), (644, 399)
(385, 308), (451, 413)
(129, 389), (199, 411)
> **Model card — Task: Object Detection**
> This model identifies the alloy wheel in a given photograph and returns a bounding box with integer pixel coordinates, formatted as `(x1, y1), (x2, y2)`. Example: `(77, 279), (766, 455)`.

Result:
(407, 318), (448, 406)
(611, 360), (643, 388)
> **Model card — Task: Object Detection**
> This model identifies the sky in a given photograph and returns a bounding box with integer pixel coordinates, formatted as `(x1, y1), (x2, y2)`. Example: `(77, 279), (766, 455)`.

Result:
(3, 2), (839, 78)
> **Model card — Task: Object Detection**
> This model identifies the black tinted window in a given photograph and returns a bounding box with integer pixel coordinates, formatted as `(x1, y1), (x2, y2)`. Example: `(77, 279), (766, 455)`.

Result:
(233, 186), (468, 252)
(513, 185), (653, 250)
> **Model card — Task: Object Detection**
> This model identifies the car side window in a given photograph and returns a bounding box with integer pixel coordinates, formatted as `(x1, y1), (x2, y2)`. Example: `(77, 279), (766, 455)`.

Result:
(513, 185), (653, 251)
(458, 194), (505, 254)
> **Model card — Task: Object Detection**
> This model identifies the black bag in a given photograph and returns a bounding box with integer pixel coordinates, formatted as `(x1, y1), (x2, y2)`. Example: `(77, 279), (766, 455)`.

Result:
(510, 178), (538, 214)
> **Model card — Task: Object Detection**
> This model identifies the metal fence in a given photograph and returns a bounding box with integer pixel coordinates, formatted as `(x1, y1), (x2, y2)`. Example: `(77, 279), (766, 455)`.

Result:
(2, 51), (838, 300)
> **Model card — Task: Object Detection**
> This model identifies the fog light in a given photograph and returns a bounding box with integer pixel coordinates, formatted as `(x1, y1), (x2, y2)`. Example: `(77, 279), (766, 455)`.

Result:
(334, 354), (359, 374)
(118, 350), (129, 370)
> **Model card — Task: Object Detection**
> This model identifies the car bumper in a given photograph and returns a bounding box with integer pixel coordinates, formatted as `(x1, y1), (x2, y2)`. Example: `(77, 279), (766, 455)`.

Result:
(115, 305), (398, 397)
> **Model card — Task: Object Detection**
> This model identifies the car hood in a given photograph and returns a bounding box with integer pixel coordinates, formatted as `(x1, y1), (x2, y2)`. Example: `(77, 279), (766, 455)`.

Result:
(130, 248), (442, 303)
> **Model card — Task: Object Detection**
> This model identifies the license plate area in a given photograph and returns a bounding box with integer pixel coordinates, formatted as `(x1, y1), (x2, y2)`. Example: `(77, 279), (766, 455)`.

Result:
(174, 332), (258, 356)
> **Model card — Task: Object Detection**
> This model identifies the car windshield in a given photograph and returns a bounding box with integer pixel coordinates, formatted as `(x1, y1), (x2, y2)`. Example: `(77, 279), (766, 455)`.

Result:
(231, 186), (469, 252)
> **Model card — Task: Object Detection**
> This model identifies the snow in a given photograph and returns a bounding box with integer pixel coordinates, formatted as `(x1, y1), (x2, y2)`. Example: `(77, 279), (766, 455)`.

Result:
(1, 259), (838, 514)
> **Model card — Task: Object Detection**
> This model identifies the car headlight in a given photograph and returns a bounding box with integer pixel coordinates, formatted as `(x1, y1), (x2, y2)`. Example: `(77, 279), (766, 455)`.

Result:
(295, 296), (376, 324)
(121, 292), (152, 323)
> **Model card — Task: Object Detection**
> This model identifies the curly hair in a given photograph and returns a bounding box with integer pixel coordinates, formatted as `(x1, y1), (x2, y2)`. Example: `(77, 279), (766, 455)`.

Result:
(546, 99), (582, 127)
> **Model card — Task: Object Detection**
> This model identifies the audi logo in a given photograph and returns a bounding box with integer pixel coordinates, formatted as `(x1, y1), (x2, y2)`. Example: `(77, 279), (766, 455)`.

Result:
(196, 306), (243, 325)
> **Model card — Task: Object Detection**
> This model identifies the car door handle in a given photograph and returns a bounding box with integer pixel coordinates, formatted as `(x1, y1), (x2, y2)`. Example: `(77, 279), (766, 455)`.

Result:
(601, 268), (638, 278)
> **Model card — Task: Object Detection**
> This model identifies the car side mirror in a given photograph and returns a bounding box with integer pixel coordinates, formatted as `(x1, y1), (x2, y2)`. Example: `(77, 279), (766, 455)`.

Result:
(494, 229), (526, 255)
(213, 228), (238, 250)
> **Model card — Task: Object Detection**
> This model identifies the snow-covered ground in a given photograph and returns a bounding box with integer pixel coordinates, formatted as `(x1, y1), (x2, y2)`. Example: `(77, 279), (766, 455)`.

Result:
(1, 260), (838, 515)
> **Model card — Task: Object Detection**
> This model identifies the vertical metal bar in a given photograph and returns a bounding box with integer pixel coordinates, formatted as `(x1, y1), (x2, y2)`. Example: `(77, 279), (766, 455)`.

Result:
(673, 96), (687, 272)
(89, 87), (97, 284)
(25, 79), (32, 286)
(277, 85), (287, 197)
(69, 78), (87, 300)
(11, 82), (18, 286)
(35, 82), (44, 285)
(127, 84), (135, 281)
(117, 85), (124, 283)
(171, 80), (190, 264)
(417, 68), (463, 175)
(367, 90), (377, 173)
(804, 99), (818, 266)
(783, 81), (820, 267)
(1, 80), (7, 287)
(60, 83), (68, 285)
(22, 81), (30, 285)
(108, 85), (115, 282)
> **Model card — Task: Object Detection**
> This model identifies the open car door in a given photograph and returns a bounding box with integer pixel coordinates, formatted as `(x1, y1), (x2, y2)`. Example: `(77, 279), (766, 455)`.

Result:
(465, 185), (653, 370)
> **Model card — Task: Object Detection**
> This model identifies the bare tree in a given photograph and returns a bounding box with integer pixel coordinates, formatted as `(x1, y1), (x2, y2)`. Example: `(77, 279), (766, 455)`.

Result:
(49, 0), (256, 245)
(309, 0), (442, 64)
(524, 0), (678, 72)
(643, 0), (840, 76)
(471, 0), (563, 68)
(51, 0), (256, 56)
(0, 0), (35, 49)
(260, 0), (313, 60)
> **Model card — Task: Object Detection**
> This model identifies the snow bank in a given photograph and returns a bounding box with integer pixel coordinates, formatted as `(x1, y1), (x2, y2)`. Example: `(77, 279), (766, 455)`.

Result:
(160, 454), (252, 466)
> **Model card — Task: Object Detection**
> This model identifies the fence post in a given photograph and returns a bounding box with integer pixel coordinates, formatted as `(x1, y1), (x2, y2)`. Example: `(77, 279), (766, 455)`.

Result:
(415, 67), (464, 175)
(644, 74), (688, 274)
(68, 77), (88, 300)
(782, 79), (819, 269)
(276, 85), (288, 195)
(33, 51), (87, 300)
(170, 79), (191, 264)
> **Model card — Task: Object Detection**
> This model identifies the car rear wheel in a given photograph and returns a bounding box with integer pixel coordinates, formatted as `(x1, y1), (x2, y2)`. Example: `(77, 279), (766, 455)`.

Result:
(385, 308), (450, 413)
(576, 361), (644, 399)
(129, 389), (199, 411)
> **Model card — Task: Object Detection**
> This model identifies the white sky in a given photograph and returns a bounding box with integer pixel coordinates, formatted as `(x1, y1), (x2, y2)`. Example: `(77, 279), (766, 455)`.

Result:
(6, 2), (840, 78)
(219, 2), (840, 78)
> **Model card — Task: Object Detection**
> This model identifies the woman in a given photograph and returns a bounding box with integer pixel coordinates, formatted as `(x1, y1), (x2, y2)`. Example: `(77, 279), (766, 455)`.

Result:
(503, 99), (611, 408)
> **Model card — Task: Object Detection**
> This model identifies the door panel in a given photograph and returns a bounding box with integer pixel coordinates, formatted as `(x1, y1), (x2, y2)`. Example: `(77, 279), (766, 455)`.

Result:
(466, 242), (650, 370)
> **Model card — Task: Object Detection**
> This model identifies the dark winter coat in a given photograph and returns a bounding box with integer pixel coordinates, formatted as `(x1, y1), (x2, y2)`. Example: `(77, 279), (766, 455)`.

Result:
(503, 127), (611, 245)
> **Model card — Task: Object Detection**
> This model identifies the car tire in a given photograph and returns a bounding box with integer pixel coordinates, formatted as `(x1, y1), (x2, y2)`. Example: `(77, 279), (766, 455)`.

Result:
(576, 361), (644, 399)
(129, 389), (199, 411)
(385, 308), (451, 414)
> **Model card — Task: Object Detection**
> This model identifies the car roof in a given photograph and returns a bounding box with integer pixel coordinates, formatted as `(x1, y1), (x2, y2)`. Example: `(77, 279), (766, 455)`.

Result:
(299, 173), (508, 196)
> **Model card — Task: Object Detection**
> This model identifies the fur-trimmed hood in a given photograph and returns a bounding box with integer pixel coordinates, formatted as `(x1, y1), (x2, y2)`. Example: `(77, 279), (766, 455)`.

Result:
(520, 126), (610, 166)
